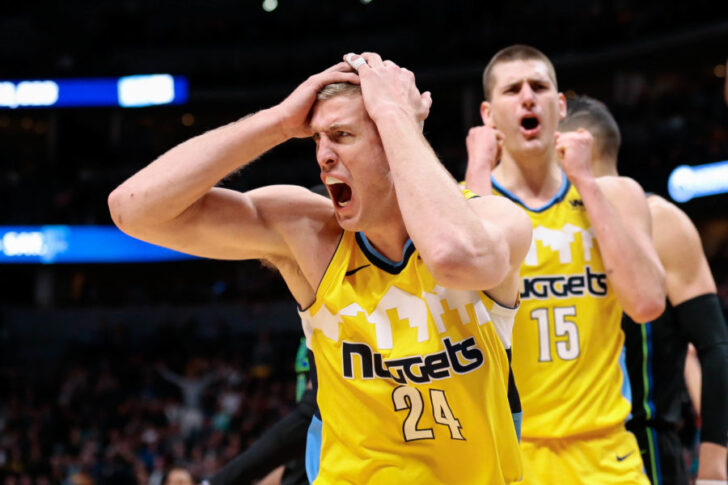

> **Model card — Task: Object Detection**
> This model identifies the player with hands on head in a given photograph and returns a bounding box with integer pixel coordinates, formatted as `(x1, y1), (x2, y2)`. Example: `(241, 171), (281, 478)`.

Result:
(560, 94), (728, 485)
(110, 52), (532, 484)
(466, 44), (666, 484)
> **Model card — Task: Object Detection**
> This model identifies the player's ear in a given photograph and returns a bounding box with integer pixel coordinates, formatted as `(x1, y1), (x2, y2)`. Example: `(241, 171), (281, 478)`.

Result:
(480, 101), (493, 126)
(557, 93), (567, 121)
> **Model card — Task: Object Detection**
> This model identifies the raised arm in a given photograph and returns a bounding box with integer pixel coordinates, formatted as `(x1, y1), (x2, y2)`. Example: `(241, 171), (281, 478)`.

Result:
(350, 53), (531, 297)
(464, 123), (504, 196)
(108, 63), (358, 262)
(648, 196), (728, 481)
(555, 129), (665, 322)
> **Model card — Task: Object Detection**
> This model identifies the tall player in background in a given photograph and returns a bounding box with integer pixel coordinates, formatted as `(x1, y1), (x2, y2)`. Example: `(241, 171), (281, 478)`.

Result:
(560, 95), (728, 485)
(109, 52), (532, 484)
(466, 45), (666, 484)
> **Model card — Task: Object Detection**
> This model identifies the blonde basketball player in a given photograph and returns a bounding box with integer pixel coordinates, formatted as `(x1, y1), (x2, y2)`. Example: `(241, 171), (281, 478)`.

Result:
(110, 53), (532, 484)
(466, 45), (666, 484)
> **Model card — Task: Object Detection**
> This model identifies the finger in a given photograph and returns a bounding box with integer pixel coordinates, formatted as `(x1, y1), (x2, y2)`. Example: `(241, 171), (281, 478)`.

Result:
(328, 72), (361, 85)
(421, 91), (433, 111)
(344, 53), (368, 72)
(360, 52), (384, 67)
(401, 67), (416, 82)
(320, 71), (361, 87)
(324, 61), (357, 75)
(485, 117), (497, 129)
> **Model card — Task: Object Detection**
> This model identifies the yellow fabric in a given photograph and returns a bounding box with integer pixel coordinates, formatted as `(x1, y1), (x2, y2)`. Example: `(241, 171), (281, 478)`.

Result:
(299, 227), (523, 484)
(494, 180), (631, 439)
(520, 426), (649, 485)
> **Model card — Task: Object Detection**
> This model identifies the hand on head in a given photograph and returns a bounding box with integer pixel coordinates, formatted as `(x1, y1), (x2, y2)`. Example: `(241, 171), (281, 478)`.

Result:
(276, 61), (360, 139)
(344, 52), (432, 127)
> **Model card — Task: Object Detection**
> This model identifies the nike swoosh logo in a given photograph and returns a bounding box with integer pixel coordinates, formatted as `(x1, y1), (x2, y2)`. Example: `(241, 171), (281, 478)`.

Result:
(345, 264), (371, 277)
(616, 451), (635, 462)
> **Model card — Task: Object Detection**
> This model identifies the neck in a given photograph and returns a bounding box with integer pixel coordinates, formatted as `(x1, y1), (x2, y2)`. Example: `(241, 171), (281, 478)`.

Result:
(493, 146), (564, 205)
(361, 219), (410, 263)
(592, 158), (618, 178)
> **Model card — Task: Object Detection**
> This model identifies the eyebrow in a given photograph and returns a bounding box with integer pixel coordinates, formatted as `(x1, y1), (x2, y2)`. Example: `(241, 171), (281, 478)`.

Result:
(501, 77), (551, 90)
(311, 122), (355, 134)
(327, 122), (355, 132)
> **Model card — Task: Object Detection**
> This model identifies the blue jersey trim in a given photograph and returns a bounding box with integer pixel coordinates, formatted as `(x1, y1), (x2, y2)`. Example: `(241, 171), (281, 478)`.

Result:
(355, 232), (415, 274)
(491, 172), (571, 213)
(512, 411), (523, 442)
(305, 415), (322, 483)
(619, 346), (633, 420)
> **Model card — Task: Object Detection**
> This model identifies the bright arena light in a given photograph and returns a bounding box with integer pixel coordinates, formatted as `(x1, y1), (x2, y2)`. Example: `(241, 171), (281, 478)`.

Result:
(118, 74), (175, 108)
(0, 76), (187, 109)
(668, 160), (728, 203)
(262, 0), (278, 12)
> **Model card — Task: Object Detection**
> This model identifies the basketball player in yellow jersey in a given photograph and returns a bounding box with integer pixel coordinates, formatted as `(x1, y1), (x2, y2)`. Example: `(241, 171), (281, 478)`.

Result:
(466, 45), (666, 484)
(109, 52), (532, 484)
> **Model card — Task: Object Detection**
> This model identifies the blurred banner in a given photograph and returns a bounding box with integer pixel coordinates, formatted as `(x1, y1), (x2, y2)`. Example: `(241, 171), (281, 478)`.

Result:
(0, 226), (197, 263)
(668, 159), (728, 202)
(0, 75), (188, 109)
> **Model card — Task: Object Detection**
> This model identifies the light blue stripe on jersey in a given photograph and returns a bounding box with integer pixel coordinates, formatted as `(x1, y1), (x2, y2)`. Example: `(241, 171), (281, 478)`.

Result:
(512, 411), (523, 442)
(619, 346), (633, 420)
(491, 172), (570, 213)
(305, 415), (322, 483)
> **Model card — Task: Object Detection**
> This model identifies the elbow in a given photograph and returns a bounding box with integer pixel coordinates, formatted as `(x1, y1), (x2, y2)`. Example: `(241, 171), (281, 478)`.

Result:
(426, 241), (509, 290)
(108, 185), (145, 234)
(108, 187), (126, 229)
(627, 296), (666, 324)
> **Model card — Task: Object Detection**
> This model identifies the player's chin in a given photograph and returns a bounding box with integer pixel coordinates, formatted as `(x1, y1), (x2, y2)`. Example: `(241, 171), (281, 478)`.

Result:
(334, 212), (361, 232)
(514, 138), (548, 156)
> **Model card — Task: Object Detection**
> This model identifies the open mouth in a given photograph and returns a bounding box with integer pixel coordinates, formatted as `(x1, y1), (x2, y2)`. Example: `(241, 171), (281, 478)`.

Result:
(520, 114), (540, 133)
(325, 176), (352, 208)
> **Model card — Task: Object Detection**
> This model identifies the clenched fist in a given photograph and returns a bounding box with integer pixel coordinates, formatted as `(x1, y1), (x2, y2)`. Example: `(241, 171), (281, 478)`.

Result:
(467, 124), (504, 174)
(555, 129), (595, 185)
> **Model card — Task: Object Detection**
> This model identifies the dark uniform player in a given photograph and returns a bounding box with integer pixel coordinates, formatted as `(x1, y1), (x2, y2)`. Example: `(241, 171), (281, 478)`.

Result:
(560, 95), (728, 485)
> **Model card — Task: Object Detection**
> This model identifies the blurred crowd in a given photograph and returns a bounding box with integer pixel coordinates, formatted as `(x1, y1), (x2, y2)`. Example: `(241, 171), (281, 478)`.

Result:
(0, 322), (300, 485)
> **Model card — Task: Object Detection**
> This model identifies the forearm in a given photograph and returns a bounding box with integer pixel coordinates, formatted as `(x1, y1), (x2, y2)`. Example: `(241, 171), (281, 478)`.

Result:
(109, 107), (288, 228)
(376, 109), (509, 285)
(465, 158), (493, 196)
(676, 294), (728, 446)
(697, 443), (727, 480)
(575, 178), (664, 321)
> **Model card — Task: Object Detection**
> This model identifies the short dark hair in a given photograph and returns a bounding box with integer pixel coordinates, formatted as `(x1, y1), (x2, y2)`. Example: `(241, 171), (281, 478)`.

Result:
(560, 95), (621, 161)
(482, 44), (557, 101)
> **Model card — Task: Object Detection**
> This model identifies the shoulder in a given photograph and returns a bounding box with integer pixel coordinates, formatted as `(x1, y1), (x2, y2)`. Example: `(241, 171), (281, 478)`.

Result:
(647, 194), (691, 227)
(595, 175), (646, 199)
(647, 195), (703, 263)
(646, 194), (716, 303)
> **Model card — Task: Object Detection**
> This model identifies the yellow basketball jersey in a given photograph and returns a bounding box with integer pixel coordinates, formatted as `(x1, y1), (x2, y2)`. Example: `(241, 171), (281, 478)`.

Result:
(492, 175), (631, 439)
(299, 229), (523, 484)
